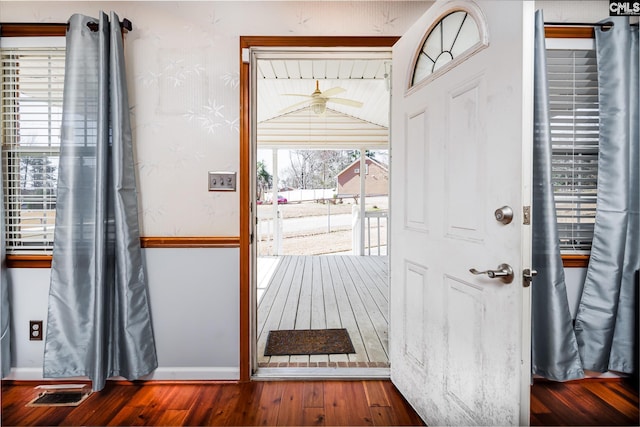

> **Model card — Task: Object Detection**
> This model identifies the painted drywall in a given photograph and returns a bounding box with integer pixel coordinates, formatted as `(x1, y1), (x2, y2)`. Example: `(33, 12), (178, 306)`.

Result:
(1, 0), (433, 380)
(536, 1), (611, 22)
(7, 248), (240, 380)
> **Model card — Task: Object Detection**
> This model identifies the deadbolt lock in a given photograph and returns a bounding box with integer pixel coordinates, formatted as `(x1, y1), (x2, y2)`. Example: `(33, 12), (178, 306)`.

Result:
(523, 268), (538, 287)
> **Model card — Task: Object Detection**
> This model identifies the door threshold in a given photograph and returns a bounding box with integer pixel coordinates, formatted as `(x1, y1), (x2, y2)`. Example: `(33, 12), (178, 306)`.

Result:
(253, 367), (390, 380)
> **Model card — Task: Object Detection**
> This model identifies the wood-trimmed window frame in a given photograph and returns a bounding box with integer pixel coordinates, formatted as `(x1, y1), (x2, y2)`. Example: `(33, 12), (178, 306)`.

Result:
(544, 25), (594, 269)
(1, 24), (66, 267)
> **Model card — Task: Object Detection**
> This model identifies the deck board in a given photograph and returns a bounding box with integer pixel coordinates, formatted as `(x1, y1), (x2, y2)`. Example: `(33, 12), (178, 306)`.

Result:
(258, 255), (389, 366)
(257, 256), (296, 359)
(333, 256), (387, 363)
(327, 256), (362, 363)
(361, 256), (389, 300)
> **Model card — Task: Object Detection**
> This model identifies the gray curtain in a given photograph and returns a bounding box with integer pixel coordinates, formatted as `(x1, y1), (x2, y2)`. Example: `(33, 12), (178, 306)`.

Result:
(531, 10), (584, 381)
(1, 127), (11, 378)
(574, 17), (639, 374)
(43, 12), (157, 391)
(1, 22), (9, 374)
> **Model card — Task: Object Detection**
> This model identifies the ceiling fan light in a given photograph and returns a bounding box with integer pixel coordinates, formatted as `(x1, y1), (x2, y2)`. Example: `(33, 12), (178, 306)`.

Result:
(311, 101), (326, 115)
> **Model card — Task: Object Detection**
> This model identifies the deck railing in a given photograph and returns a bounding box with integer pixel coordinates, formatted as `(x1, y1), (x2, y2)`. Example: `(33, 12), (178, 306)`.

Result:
(365, 209), (388, 256)
(352, 207), (388, 256)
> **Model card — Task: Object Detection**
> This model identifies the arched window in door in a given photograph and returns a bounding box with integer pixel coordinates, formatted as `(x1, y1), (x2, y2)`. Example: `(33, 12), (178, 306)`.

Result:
(412, 7), (488, 86)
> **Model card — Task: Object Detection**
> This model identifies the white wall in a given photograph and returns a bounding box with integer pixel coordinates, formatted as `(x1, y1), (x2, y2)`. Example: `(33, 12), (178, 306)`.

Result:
(0, 0), (433, 381)
(537, 1), (611, 22)
(7, 248), (239, 380)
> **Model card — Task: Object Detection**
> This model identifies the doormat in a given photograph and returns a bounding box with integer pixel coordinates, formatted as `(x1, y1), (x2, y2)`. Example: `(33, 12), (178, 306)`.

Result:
(27, 385), (91, 407)
(264, 328), (355, 356)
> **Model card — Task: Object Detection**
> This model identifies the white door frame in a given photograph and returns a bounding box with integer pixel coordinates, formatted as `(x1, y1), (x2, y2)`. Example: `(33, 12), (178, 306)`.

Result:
(239, 38), (398, 380)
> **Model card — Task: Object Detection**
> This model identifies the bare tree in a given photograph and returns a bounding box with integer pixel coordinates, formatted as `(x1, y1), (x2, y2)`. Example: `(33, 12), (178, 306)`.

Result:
(283, 149), (354, 189)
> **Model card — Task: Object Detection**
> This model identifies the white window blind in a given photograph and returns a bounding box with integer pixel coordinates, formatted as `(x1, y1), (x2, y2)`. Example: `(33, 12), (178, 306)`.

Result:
(1, 44), (65, 254)
(546, 48), (599, 252)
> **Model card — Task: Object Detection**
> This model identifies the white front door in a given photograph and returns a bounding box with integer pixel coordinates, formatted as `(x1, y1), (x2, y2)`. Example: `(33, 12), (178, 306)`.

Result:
(389, 1), (534, 425)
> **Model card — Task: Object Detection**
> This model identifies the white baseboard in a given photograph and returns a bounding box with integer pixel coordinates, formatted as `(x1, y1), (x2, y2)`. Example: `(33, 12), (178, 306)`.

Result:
(4, 367), (239, 382)
(4, 368), (58, 381)
(142, 367), (239, 381)
(253, 367), (390, 379)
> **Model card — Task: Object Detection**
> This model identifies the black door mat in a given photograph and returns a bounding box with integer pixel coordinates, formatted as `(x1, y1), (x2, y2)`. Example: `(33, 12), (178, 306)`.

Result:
(264, 328), (356, 356)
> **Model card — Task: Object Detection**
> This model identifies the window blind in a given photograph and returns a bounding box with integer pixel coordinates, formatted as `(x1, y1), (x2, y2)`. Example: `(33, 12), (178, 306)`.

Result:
(1, 46), (65, 254)
(546, 48), (599, 252)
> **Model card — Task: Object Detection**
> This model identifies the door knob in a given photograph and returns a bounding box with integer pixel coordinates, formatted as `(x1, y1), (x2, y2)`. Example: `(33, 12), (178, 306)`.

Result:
(469, 263), (514, 284)
(494, 206), (513, 225)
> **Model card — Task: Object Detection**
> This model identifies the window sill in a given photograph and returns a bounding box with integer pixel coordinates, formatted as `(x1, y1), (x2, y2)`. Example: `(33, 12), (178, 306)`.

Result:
(6, 255), (52, 268)
(562, 254), (590, 268)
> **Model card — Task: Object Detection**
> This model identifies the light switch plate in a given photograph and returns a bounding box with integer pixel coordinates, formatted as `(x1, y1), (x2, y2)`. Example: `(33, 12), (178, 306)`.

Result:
(208, 171), (236, 191)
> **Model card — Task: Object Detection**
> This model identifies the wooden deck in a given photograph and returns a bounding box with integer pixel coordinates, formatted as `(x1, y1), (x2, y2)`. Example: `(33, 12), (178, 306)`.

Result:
(257, 255), (389, 367)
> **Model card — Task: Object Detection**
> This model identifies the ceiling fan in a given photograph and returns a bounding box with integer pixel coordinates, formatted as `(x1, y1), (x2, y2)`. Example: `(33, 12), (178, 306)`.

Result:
(279, 80), (363, 115)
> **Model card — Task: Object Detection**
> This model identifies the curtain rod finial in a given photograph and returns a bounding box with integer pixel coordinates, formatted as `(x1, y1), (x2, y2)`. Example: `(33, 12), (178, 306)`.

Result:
(121, 18), (132, 32)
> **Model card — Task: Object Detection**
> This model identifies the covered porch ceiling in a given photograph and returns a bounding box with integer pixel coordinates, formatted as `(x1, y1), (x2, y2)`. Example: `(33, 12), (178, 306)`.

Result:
(257, 57), (391, 150)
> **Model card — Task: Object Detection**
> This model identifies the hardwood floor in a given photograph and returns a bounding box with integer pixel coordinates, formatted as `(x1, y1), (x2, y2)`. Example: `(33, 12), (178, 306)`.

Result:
(2, 379), (637, 426)
(1, 380), (423, 426)
(257, 255), (389, 367)
(531, 379), (639, 426)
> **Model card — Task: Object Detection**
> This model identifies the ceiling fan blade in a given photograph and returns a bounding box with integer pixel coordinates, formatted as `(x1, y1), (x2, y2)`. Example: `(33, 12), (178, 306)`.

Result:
(320, 87), (345, 97)
(278, 99), (311, 114)
(326, 97), (363, 108)
(281, 93), (313, 98)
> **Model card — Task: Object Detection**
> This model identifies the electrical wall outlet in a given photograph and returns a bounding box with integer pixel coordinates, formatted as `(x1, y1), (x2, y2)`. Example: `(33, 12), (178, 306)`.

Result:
(208, 171), (237, 191)
(29, 320), (43, 341)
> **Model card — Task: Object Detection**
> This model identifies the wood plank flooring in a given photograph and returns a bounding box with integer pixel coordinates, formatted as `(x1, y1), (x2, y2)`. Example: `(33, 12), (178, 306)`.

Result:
(1, 380), (424, 426)
(2, 379), (638, 426)
(531, 379), (639, 426)
(257, 255), (389, 367)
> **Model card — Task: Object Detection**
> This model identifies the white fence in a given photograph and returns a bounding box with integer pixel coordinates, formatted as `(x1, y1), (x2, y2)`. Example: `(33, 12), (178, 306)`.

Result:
(265, 188), (335, 203)
(257, 210), (283, 256)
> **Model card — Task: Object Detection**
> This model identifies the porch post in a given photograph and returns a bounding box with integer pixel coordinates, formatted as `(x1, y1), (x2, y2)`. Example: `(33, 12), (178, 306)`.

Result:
(359, 149), (366, 256)
(272, 148), (281, 255)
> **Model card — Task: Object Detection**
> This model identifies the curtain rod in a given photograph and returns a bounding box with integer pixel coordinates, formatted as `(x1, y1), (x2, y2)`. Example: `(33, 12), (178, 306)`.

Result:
(0, 19), (133, 34)
(545, 21), (615, 29)
(546, 21), (638, 28)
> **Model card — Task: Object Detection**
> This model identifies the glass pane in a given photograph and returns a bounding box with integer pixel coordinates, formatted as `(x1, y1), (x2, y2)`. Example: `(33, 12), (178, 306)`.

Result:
(423, 22), (442, 62)
(450, 16), (480, 57)
(413, 54), (434, 84)
(441, 11), (467, 52)
(411, 9), (482, 86)
(433, 52), (453, 72)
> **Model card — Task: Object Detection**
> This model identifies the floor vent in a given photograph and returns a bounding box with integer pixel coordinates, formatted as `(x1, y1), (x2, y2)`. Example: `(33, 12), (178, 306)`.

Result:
(27, 384), (91, 407)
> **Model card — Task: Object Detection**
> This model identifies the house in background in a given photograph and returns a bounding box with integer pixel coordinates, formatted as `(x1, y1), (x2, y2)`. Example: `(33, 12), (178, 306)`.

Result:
(336, 157), (389, 198)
